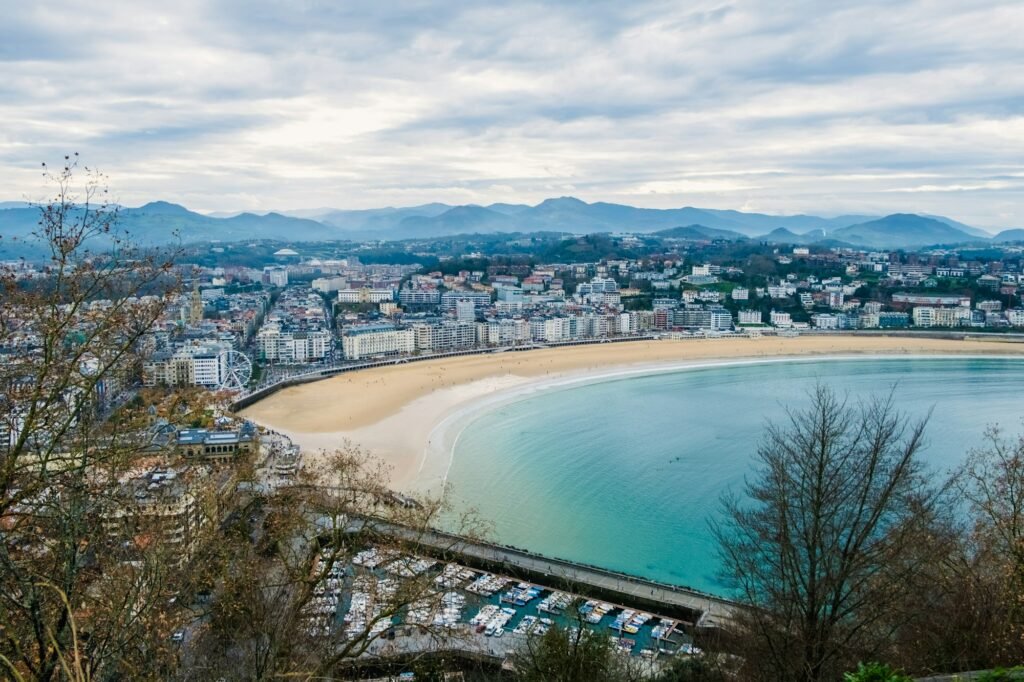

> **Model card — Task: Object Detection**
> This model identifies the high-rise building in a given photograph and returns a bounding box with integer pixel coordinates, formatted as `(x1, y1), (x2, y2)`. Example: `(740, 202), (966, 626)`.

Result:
(455, 300), (476, 322)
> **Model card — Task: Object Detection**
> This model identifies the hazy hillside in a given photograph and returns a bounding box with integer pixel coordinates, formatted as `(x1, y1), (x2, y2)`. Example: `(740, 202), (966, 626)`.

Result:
(828, 214), (981, 248)
(757, 228), (816, 244)
(312, 203), (453, 233)
(0, 196), (999, 256)
(994, 228), (1024, 242)
(392, 205), (516, 237)
(0, 201), (339, 258)
(654, 224), (748, 241)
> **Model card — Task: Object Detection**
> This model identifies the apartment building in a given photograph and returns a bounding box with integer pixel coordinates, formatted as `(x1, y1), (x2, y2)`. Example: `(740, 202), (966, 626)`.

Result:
(674, 305), (733, 330)
(737, 310), (763, 325)
(398, 288), (441, 306)
(477, 318), (531, 346)
(143, 343), (231, 388)
(337, 288), (395, 304)
(341, 324), (415, 360)
(100, 465), (216, 564)
(312, 276), (347, 293)
(913, 306), (971, 328)
(255, 325), (331, 362)
(413, 321), (477, 352)
(440, 291), (492, 311)
(263, 266), (289, 287)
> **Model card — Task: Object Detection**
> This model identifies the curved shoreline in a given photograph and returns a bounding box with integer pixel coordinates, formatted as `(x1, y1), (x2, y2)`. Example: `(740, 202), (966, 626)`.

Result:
(239, 336), (1024, 492)
(421, 353), (1024, 497)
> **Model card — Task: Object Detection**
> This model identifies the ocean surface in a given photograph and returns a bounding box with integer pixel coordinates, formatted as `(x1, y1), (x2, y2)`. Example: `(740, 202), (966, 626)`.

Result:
(442, 356), (1024, 595)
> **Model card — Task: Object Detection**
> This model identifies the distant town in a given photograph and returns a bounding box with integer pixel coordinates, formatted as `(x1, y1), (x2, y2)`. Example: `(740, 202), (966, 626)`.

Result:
(10, 229), (1013, 398)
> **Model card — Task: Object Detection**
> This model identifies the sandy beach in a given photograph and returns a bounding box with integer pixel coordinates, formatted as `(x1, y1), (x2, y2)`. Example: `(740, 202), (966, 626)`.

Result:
(240, 335), (1024, 492)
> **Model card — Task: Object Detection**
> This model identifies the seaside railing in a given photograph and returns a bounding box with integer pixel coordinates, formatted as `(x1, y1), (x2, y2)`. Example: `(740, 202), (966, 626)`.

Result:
(230, 333), (662, 410)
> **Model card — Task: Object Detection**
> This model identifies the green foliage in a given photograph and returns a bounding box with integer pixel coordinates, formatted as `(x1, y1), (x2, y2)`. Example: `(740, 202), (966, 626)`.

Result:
(513, 627), (623, 682)
(654, 655), (728, 682)
(541, 234), (642, 263)
(843, 662), (913, 682)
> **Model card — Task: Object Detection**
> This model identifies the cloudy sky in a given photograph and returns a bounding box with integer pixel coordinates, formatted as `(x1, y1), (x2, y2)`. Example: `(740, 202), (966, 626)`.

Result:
(2, 1), (1023, 227)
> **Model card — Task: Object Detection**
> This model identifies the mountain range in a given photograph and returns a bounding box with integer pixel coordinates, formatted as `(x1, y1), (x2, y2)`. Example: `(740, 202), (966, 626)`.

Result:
(1, 196), (1022, 259)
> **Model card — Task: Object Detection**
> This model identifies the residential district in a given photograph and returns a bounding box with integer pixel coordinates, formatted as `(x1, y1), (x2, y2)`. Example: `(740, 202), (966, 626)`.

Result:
(4, 236), (1024, 399)
(85, 240), (1024, 391)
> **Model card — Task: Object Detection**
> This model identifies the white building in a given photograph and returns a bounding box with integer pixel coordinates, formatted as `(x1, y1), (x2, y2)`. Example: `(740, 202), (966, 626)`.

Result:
(455, 300), (476, 322)
(479, 319), (530, 346)
(192, 349), (225, 387)
(770, 310), (793, 327)
(675, 306), (732, 330)
(618, 312), (634, 334)
(731, 288), (749, 301)
(495, 286), (524, 303)
(691, 264), (711, 277)
(413, 321), (477, 352)
(913, 306), (970, 328)
(398, 288), (441, 306)
(1007, 309), (1024, 327)
(576, 277), (619, 295)
(529, 317), (571, 342)
(142, 343), (232, 388)
(811, 313), (840, 330)
(312, 276), (347, 293)
(440, 291), (491, 310)
(337, 288), (395, 304)
(263, 266), (289, 287)
(341, 325), (415, 360)
(738, 310), (763, 325)
(256, 325), (331, 363)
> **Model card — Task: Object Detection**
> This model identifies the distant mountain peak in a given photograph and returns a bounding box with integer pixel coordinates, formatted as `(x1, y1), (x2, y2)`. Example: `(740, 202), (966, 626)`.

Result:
(136, 200), (191, 215)
(537, 196), (588, 208)
(828, 214), (979, 248)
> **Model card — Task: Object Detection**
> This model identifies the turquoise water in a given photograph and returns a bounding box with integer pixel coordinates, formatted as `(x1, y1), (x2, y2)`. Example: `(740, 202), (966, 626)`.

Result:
(444, 357), (1024, 595)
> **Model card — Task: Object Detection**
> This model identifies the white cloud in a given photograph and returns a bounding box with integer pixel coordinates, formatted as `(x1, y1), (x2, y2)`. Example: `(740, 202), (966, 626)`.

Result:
(0, 0), (1022, 227)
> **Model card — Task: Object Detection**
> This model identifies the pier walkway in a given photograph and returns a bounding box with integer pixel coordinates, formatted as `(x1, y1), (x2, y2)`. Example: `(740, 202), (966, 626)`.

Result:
(358, 518), (738, 629)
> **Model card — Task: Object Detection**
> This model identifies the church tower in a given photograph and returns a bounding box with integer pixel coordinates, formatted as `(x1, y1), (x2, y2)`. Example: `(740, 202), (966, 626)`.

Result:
(189, 279), (203, 324)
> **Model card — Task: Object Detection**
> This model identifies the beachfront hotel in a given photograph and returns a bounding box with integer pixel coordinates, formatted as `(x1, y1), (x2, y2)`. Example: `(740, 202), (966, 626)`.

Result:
(341, 324), (416, 360)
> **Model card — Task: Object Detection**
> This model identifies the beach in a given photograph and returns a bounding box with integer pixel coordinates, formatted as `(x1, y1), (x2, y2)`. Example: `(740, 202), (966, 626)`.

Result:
(239, 335), (1024, 492)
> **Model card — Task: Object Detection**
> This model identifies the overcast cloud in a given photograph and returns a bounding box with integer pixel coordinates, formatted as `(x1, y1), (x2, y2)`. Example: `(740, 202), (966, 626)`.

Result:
(1, 0), (1023, 227)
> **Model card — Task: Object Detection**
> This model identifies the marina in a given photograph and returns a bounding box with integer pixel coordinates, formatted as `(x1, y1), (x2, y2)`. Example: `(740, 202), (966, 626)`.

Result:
(311, 545), (700, 660)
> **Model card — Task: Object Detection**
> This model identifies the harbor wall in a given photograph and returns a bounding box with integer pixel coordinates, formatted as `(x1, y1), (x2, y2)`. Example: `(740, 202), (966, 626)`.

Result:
(358, 518), (737, 630)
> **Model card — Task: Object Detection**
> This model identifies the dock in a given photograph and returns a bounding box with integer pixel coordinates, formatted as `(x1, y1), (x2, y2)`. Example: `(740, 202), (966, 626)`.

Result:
(355, 518), (739, 630)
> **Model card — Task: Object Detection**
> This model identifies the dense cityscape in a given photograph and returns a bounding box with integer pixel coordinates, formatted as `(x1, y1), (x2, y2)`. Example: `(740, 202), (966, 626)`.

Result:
(24, 232), (1015, 397)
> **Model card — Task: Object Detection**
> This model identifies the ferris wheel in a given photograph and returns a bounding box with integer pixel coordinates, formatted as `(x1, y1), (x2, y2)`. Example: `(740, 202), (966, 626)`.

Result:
(218, 349), (253, 392)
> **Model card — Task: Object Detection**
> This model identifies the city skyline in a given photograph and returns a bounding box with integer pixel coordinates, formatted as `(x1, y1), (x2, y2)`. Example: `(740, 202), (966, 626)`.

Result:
(2, 1), (1023, 227)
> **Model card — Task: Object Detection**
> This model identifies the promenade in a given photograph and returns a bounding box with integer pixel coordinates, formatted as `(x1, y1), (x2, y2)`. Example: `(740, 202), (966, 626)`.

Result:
(232, 330), (1024, 412)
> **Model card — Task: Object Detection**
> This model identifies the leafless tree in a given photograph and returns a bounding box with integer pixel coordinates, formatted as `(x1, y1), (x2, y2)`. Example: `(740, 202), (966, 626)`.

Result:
(0, 156), (183, 680)
(956, 425), (1024, 663)
(712, 384), (948, 682)
(179, 445), (484, 681)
